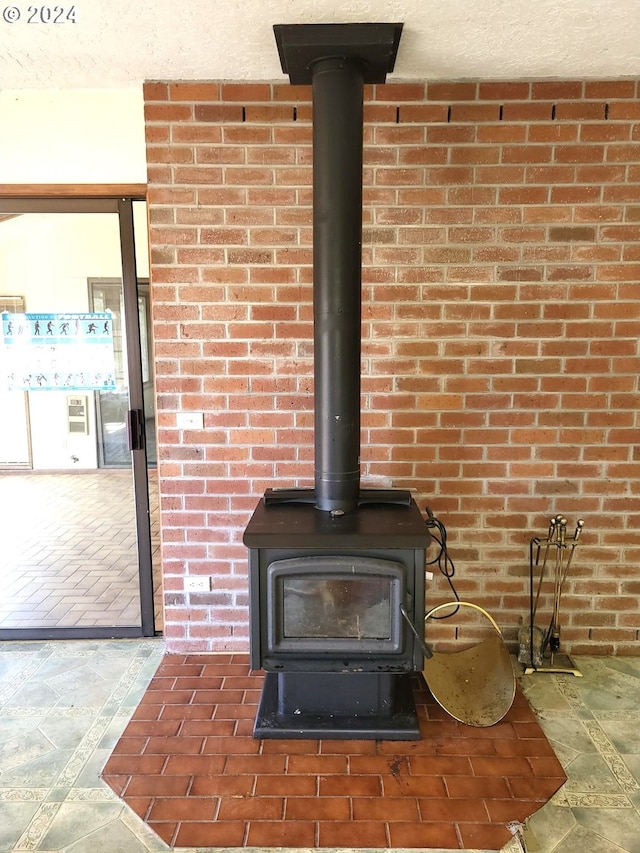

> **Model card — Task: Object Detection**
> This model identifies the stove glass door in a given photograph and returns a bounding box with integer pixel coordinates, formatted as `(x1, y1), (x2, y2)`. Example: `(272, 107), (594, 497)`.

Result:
(266, 555), (405, 656)
(283, 576), (390, 639)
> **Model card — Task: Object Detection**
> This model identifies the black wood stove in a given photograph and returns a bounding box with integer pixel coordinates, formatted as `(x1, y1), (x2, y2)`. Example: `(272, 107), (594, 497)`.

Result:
(243, 23), (431, 740)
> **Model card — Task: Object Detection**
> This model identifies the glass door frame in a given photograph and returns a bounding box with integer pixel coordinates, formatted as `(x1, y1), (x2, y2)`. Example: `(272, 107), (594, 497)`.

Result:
(0, 194), (156, 639)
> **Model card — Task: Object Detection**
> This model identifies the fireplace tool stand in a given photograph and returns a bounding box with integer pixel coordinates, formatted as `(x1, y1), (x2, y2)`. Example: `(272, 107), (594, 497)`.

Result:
(520, 515), (584, 676)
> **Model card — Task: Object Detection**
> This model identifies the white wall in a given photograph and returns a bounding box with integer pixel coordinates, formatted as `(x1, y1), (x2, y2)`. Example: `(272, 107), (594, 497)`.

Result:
(0, 89), (147, 184)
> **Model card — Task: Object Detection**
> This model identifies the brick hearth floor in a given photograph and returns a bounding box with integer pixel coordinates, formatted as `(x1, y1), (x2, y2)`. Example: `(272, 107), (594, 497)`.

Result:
(101, 653), (566, 850)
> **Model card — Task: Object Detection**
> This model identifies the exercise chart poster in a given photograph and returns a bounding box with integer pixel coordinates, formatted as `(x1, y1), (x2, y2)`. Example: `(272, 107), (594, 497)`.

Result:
(1, 312), (117, 391)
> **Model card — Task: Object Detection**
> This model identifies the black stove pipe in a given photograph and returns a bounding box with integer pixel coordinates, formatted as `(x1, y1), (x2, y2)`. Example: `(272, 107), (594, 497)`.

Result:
(273, 23), (403, 513)
(312, 57), (364, 513)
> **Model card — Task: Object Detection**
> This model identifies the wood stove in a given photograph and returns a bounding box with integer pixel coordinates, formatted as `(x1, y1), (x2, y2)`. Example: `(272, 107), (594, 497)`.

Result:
(245, 491), (430, 738)
(243, 24), (431, 739)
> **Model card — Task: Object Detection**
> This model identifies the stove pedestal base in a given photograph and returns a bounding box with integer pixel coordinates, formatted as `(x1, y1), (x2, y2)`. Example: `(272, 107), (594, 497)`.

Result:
(254, 671), (421, 740)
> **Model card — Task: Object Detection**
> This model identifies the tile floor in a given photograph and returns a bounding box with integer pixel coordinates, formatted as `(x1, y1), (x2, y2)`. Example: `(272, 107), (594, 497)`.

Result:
(0, 639), (638, 853)
(0, 470), (162, 632)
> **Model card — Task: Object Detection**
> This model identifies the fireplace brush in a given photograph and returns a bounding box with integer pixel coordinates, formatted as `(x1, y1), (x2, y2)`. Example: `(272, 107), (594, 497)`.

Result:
(520, 514), (584, 676)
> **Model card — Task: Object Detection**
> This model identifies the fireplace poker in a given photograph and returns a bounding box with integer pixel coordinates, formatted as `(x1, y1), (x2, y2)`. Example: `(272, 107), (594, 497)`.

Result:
(559, 518), (584, 587)
(531, 516), (557, 622)
(548, 515), (566, 655)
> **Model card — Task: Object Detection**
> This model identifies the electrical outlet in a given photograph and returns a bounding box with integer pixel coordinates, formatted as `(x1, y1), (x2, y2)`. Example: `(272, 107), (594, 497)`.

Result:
(176, 412), (204, 429)
(185, 576), (211, 592)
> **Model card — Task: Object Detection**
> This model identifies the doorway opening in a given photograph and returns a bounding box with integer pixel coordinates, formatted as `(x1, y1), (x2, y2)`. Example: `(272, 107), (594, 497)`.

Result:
(0, 196), (160, 639)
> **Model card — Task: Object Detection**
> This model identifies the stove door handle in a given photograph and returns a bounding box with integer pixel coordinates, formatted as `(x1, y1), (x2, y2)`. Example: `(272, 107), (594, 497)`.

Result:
(400, 604), (433, 659)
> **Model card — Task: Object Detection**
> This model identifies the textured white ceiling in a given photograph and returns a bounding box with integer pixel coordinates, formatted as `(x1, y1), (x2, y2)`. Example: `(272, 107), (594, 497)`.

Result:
(1, 0), (639, 89)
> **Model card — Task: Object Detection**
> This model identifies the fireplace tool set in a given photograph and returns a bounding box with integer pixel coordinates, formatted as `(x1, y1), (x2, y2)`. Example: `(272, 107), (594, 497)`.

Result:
(519, 515), (585, 676)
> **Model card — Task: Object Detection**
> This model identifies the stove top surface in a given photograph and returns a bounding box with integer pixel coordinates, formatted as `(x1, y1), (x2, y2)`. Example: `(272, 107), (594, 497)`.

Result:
(243, 490), (431, 548)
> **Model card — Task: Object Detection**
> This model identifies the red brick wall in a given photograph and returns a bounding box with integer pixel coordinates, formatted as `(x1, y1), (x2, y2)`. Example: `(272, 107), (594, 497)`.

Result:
(143, 80), (640, 656)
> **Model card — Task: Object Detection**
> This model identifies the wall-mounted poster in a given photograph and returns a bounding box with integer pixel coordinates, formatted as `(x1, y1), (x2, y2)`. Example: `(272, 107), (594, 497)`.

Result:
(1, 312), (117, 391)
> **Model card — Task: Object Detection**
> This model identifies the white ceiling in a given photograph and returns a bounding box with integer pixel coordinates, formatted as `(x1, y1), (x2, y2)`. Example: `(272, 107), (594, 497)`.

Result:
(1, 0), (639, 90)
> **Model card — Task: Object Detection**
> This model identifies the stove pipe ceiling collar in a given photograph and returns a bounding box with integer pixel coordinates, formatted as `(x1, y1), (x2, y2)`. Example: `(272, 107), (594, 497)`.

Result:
(274, 23), (404, 514)
(274, 23), (403, 85)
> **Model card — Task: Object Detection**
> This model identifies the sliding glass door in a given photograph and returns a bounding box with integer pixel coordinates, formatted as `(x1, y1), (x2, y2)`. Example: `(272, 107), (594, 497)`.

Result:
(0, 197), (156, 638)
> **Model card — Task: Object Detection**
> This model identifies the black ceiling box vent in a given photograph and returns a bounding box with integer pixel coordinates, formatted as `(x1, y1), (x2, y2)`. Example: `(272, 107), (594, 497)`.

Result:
(273, 22), (403, 85)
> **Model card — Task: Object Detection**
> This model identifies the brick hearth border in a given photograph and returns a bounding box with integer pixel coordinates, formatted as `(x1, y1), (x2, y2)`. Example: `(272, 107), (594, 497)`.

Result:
(102, 653), (565, 849)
